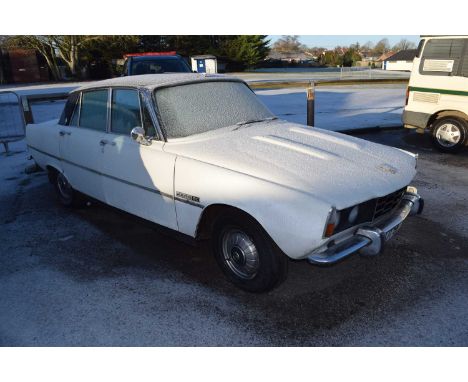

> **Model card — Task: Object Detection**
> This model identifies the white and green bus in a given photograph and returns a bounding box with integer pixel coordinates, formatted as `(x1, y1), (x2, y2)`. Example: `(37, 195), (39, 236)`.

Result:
(403, 35), (468, 153)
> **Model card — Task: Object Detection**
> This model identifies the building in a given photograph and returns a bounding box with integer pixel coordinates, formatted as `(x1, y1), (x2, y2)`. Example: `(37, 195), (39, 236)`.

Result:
(382, 49), (417, 71)
(0, 49), (50, 84)
(191, 55), (217, 73)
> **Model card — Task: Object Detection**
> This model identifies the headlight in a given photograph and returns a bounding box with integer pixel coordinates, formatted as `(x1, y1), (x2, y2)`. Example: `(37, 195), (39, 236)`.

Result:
(348, 205), (359, 224)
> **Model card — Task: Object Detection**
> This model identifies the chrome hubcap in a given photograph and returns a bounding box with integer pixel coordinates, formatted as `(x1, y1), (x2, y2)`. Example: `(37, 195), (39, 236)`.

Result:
(436, 123), (461, 147)
(57, 173), (73, 201)
(221, 229), (259, 280)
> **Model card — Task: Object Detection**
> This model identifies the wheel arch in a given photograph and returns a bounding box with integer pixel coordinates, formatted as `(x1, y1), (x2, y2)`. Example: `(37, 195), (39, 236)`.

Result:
(428, 110), (468, 130)
(196, 203), (272, 242)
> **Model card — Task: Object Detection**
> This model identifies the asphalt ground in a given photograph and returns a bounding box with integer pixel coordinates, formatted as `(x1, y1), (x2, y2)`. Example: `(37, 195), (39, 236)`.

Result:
(1, 129), (467, 346)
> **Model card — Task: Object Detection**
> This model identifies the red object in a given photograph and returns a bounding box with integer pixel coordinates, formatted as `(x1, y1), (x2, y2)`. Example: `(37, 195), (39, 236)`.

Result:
(123, 51), (177, 59)
(405, 86), (410, 106)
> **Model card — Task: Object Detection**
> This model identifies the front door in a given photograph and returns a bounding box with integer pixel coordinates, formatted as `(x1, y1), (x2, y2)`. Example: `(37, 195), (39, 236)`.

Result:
(100, 88), (178, 230)
(59, 89), (108, 202)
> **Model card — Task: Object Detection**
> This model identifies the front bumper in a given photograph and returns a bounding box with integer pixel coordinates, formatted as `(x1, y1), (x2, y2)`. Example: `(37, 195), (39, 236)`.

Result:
(307, 189), (424, 265)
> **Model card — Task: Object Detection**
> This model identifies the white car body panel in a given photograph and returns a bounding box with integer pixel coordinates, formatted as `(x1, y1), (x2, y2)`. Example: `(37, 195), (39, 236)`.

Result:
(101, 134), (178, 230)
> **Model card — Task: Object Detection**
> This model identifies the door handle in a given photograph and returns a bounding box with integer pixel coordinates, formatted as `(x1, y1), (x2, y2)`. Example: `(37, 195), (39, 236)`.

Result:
(59, 130), (71, 136)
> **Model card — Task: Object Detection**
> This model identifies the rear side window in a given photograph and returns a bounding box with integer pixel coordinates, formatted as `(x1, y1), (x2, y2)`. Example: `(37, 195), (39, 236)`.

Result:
(420, 38), (466, 76)
(59, 92), (79, 126)
(79, 90), (108, 131)
(111, 89), (141, 135)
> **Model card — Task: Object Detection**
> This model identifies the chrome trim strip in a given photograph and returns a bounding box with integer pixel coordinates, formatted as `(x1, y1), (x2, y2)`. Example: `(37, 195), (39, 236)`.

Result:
(28, 144), (204, 209)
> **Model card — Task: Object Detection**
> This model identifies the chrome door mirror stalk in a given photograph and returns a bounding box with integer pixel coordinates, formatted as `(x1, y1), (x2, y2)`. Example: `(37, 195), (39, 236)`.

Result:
(131, 126), (152, 146)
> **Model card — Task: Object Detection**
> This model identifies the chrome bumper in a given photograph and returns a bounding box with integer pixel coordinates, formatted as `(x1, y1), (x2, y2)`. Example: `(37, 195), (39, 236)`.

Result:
(307, 190), (424, 265)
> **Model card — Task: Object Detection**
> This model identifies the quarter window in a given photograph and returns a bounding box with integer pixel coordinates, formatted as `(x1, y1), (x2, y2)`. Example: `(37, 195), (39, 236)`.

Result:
(59, 92), (79, 126)
(79, 90), (108, 131)
(111, 89), (142, 135)
(140, 93), (157, 138)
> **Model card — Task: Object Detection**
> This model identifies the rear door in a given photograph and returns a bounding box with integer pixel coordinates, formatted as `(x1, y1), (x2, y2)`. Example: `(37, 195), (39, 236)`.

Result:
(59, 89), (108, 202)
(100, 88), (178, 230)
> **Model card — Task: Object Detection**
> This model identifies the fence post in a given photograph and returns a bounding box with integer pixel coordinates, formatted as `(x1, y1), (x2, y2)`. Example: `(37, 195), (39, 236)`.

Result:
(307, 81), (315, 127)
(21, 96), (34, 124)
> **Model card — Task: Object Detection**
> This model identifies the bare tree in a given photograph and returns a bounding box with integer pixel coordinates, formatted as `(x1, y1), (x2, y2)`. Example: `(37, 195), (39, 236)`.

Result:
(392, 38), (416, 52)
(271, 35), (305, 53)
(373, 38), (390, 56)
(6, 35), (103, 79)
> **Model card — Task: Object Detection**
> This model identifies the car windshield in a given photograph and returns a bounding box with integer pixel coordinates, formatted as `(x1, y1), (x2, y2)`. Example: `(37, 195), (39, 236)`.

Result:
(154, 81), (275, 139)
(131, 58), (191, 75)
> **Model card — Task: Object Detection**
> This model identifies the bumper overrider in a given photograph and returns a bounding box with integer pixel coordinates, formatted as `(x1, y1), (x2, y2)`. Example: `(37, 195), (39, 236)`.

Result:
(307, 187), (424, 265)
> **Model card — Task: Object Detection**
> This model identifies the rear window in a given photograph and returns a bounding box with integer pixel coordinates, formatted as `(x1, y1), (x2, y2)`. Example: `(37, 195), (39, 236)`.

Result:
(131, 58), (190, 75)
(420, 38), (466, 76)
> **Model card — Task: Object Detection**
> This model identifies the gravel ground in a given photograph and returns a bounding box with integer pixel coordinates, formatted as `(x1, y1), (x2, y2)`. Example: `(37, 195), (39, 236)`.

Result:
(1, 129), (467, 346)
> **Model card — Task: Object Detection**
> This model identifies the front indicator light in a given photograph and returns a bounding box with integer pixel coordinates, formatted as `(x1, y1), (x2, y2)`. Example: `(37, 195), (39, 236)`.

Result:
(325, 223), (336, 237)
(324, 208), (340, 238)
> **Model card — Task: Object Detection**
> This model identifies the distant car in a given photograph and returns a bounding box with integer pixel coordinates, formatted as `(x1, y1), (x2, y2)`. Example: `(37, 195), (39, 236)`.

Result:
(26, 73), (423, 292)
(122, 52), (191, 76)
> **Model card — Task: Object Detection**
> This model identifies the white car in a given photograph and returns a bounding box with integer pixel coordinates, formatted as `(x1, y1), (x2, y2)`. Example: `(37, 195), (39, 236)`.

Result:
(26, 73), (423, 292)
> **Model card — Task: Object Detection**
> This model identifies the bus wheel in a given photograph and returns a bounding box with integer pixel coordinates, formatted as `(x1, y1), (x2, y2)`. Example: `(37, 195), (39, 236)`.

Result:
(431, 117), (467, 153)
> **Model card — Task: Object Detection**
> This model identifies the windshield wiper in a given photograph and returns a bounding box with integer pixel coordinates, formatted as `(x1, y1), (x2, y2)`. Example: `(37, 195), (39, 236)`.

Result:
(234, 117), (277, 129)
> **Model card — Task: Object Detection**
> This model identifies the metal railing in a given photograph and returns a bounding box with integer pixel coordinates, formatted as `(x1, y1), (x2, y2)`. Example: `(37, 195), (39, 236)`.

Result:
(339, 67), (373, 79)
(0, 90), (68, 153)
(0, 91), (25, 153)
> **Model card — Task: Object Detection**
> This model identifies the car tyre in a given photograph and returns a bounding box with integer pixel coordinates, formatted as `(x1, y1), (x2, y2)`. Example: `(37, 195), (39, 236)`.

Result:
(50, 170), (84, 207)
(212, 211), (288, 292)
(431, 117), (467, 153)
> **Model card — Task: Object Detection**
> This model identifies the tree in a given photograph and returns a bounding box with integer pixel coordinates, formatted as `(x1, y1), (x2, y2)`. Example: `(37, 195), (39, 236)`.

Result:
(342, 48), (362, 67)
(320, 50), (343, 67)
(373, 38), (390, 56)
(220, 35), (270, 69)
(271, 35), (305, 53)
(392, 38), (416, 52)
(6, 35), (108, 79)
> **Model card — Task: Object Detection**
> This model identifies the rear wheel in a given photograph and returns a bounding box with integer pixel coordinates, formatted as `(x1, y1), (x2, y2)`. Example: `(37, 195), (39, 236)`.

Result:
(431, 117), (467, 153)
(212, 211), (288, 292)
(49, 169), (84, 207)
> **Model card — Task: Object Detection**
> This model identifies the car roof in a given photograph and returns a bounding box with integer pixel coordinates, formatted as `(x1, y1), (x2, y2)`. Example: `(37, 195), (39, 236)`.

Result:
(75, 73), (242, 92)
(130, 55), (180, 61)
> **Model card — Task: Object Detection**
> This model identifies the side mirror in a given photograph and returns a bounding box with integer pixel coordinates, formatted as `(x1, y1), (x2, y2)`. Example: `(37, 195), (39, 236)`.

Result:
(131, 127), (151, 146)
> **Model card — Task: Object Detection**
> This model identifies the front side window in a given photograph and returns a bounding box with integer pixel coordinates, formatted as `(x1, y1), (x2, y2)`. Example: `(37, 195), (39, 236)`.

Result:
(154, 81), (274, 139)
(420, 38), (466, 76)
(79, 89), (108, 131)
(111, 89), (141, 135)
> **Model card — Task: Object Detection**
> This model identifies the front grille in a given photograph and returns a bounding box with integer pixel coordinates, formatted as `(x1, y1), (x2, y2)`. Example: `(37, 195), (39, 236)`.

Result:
(373, 187), (406, 219)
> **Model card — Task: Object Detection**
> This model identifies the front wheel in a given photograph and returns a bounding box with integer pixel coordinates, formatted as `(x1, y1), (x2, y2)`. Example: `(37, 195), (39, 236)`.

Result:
(431, 117), (467, 153)
(212, 212), (288, 292)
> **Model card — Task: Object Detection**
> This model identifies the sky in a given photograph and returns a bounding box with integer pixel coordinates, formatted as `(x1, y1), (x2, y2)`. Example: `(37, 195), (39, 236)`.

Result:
(268, 35), (420, 49)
